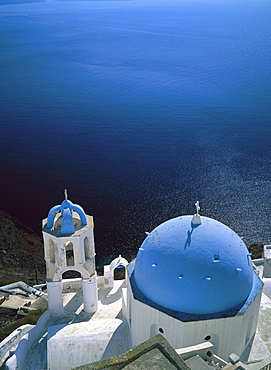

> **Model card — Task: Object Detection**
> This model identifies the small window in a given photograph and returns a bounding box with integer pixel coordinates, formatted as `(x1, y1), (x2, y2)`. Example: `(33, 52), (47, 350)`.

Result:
(205, 335), (211, 341)
(150, 324), (164, 337)
(213, 254), (220, 262)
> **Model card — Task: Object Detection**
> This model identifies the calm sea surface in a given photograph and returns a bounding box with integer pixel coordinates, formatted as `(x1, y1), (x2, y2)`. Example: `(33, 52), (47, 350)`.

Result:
(0, 0), (270, 265)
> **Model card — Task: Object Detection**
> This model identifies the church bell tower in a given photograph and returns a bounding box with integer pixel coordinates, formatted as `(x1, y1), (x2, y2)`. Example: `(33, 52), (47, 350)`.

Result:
(42, 190), (98, 316)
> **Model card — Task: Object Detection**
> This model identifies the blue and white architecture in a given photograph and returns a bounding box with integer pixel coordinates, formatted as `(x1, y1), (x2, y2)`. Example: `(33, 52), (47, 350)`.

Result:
(2, 196), (271, 370)
(42, 190), (98, 315)
(124, 203), (263, 360)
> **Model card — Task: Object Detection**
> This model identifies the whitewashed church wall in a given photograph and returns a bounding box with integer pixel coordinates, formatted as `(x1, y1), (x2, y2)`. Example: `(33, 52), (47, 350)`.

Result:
(129, 292), (259, 361)
(240, 290), (263, 356)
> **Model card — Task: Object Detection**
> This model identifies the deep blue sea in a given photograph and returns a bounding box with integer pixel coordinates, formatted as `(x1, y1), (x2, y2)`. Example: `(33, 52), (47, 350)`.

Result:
(0, 0), (270, 265)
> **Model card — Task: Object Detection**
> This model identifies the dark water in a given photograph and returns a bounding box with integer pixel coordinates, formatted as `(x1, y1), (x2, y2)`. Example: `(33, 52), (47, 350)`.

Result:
(0, 0), (271, 265)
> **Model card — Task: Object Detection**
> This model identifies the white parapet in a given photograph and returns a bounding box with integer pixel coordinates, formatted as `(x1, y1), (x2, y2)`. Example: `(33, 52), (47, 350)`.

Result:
(62, 278), (82, 292)
(47, 281), (64, 316)
(5, 310), (51, 370)
(0, 324), (34, 368)
(82, 277), (98, 313)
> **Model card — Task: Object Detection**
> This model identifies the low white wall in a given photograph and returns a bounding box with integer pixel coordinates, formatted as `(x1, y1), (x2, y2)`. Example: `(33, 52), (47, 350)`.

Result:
(0, 324), (34, 368)
(5, 310), (51, 370)
(62, 278), (82, 292)
(61, 276), (109, 290)
(253, 259), (264, 266)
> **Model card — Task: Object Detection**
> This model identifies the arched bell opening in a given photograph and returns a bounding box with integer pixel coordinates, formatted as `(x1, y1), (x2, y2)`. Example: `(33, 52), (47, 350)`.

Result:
(48, 239), (55, 264)
(65, 241), (74, 266)
(62, 270), (81, 279)
(84, 236), (91, 261)
(114, 266), (126, 280)
(109, 255), (129, 281)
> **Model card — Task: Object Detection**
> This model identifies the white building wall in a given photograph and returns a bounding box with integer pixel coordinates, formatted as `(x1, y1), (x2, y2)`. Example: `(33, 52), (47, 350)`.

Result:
(240, 289), (262, 351)
(127, 277), (262, 362)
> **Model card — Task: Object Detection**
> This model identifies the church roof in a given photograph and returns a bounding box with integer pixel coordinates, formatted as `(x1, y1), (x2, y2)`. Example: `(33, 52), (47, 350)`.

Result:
(133, 214), (254, 315)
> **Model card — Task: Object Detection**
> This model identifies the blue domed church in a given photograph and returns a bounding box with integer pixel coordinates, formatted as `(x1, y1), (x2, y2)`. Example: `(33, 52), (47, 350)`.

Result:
(2, 197), (267, 370)
(123, 203), (263, 360)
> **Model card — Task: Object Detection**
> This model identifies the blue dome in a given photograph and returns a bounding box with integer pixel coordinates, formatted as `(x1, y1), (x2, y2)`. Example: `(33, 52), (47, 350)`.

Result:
(133, 215), (254, 315)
